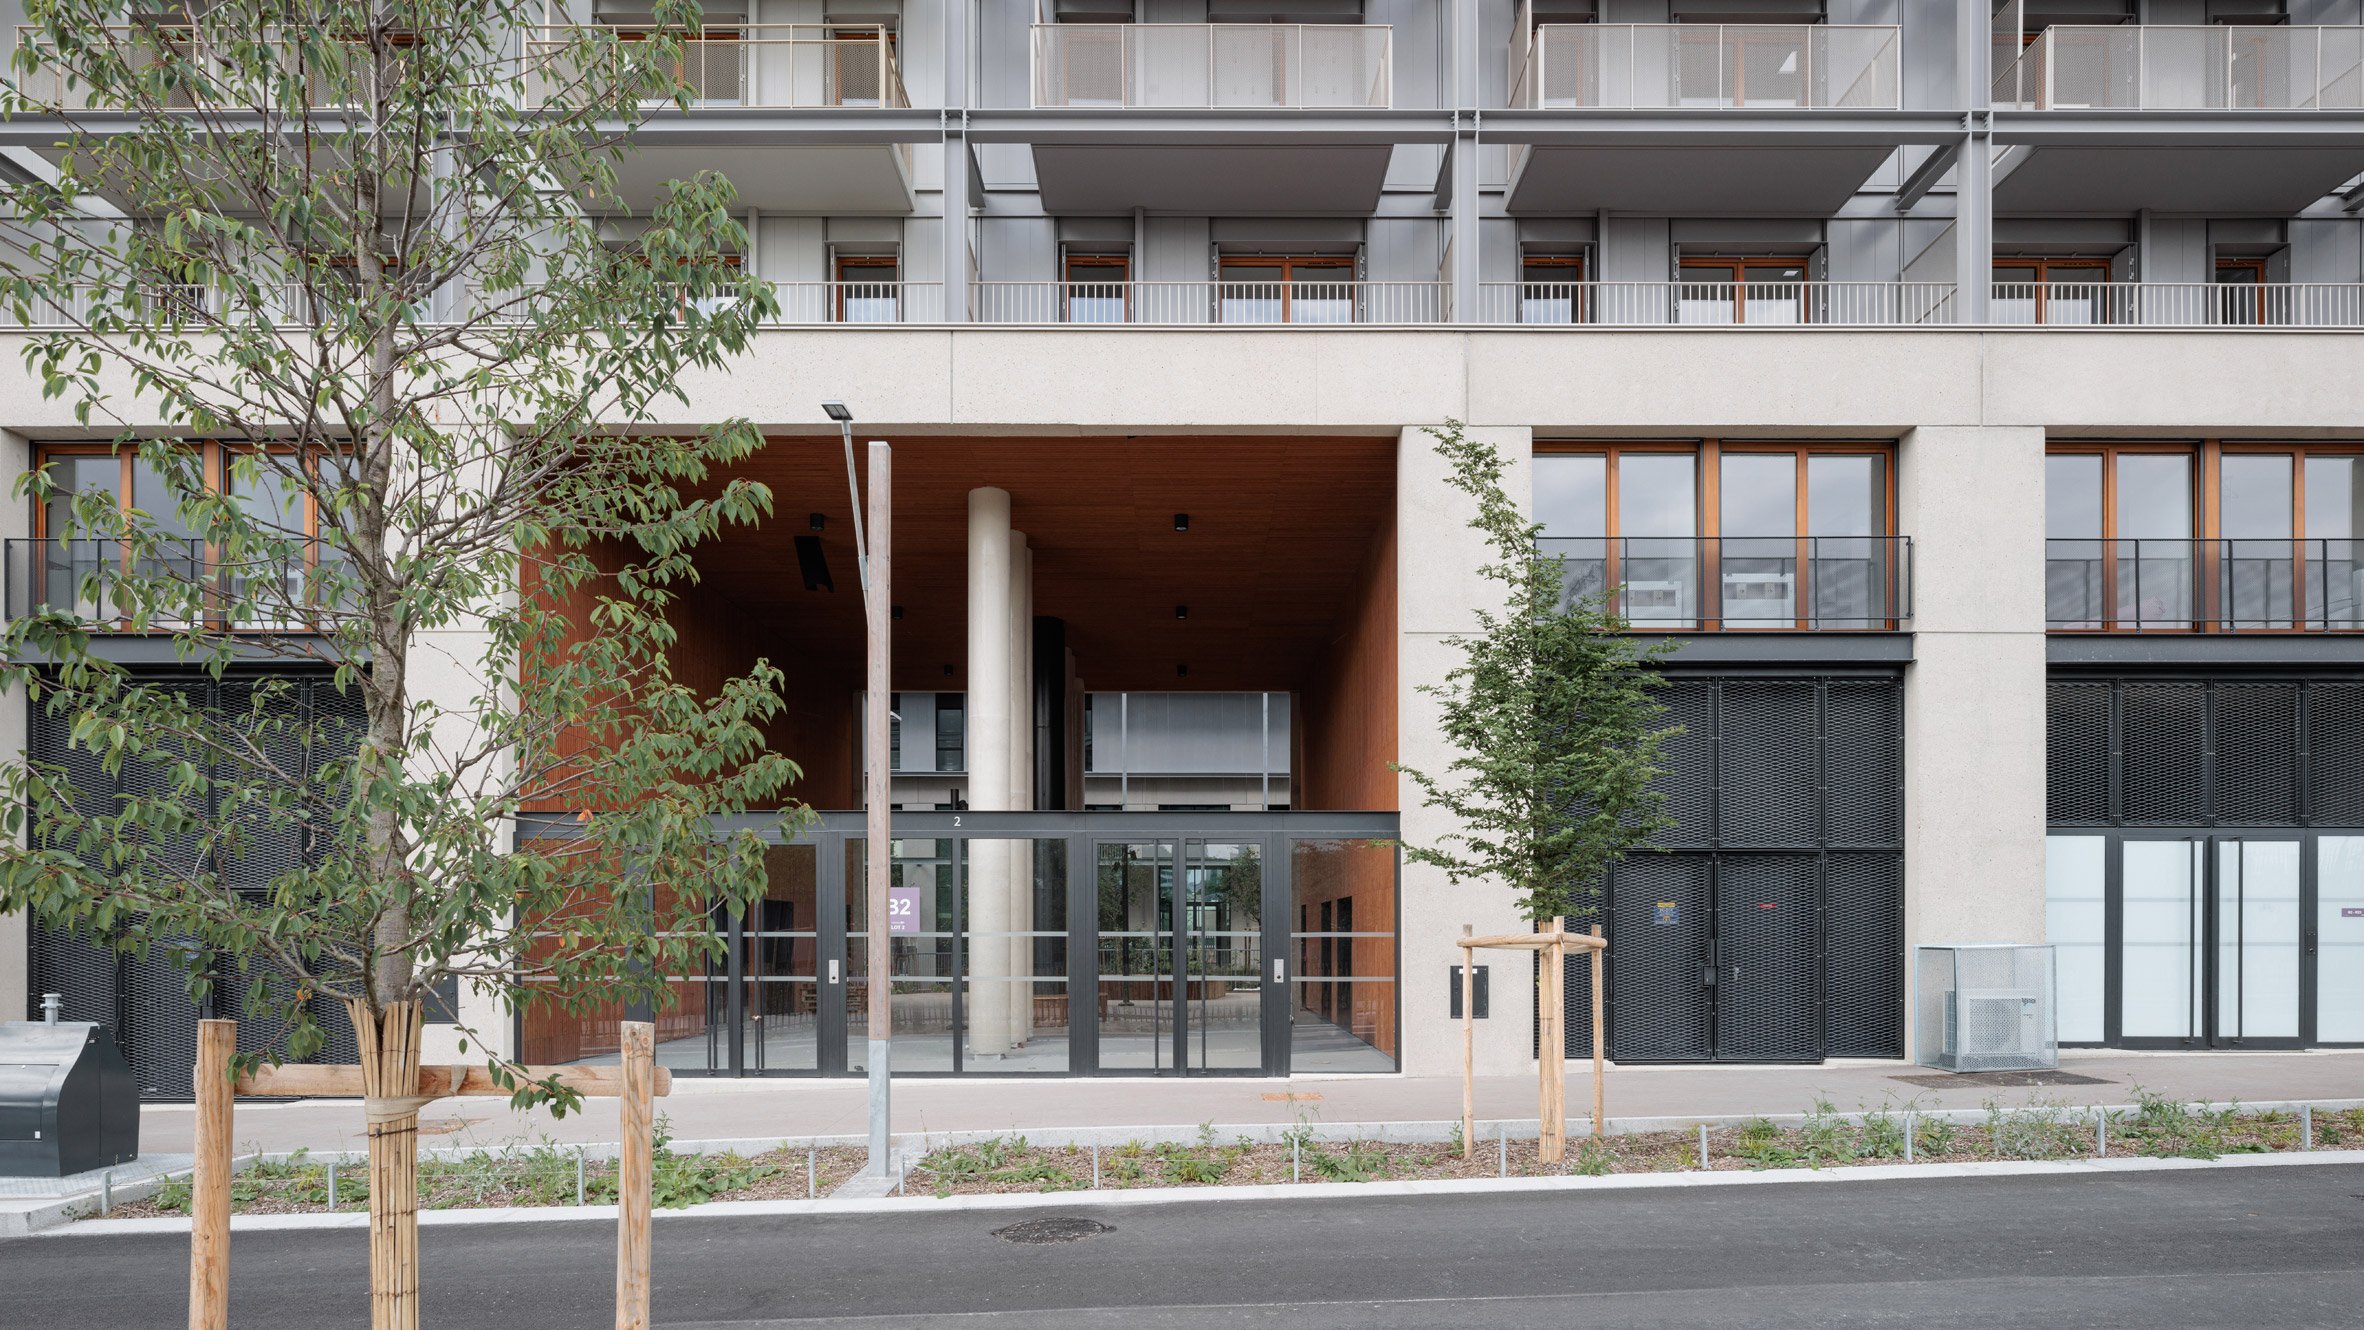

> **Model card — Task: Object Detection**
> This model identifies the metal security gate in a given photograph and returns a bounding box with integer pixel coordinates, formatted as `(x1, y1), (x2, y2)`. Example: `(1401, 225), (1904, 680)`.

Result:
(25, 673), (366, 1098)
(1567, 674), (1906, 1063)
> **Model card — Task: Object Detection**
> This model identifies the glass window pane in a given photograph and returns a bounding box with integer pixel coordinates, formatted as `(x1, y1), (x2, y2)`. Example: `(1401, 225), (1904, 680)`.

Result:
(2220, 455), (2292, 539)
(1719, 452), (1796, 539)
(743, 843), (820, 1072)
(1806, 455), (1886, 627)
(2305, 456), (2364, 628)
(2117, 454), (2195, 628)
(960, 838), (1071, 1073)
(1535, 454), (1607, 608)
(129, 455), (197, 539)
(847, 837), (956, 1073)
(2304, 456), (2361, 542)
(1807, 455), (1882, 538)
(1719, 452), (1797, 626)
(2320, 837), (2364, 1042)
(2115, 453), (2193, 540)
(1616, 453), (1696, 538)
(1289, 838), (1396, 1072)
(41, 454), (121, 538)
(2046, 454), (2103, 540)
(2120, 839), (2202, 1040)
(1097, 840), (1172, 1071)
(2045, 836), (2106, 1043)
(1617, 453), (1699, 626)
(2216, 840), (2299, 1041)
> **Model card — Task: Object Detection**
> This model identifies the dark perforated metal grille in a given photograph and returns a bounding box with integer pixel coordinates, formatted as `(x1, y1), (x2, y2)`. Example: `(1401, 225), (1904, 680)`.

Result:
(2215, 683), (2299, 824)
(25, 673), (359, 1097)
(1717, 682), (1819, 848)
(2120, 683), (2208, 824)
(2309, 684), (2364, 826)
(1605, 854), (1713, 1061)
(1715, 856), (1821, 1062)
(1589, 675), (1904, 1063)
(2047, 682), (2113, 823)
(1823, 853), (1903, 1058)
(1825, 681), (1902, 846)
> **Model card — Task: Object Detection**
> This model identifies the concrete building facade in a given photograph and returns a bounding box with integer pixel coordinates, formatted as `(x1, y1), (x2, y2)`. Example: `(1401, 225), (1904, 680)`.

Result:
(5, 0), (2364, 1090)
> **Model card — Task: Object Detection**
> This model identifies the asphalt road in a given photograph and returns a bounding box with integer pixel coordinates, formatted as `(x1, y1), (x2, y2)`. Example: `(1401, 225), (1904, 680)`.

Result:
(7, 1165), (2363, 1328)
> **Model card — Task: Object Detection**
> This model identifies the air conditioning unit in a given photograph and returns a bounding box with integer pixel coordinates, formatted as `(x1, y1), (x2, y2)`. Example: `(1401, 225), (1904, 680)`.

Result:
(1916, 945), (2057, 1073)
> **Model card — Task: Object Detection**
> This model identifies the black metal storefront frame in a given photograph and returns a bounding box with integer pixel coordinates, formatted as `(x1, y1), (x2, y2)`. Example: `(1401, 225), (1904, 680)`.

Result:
(514, 810), (1401, 1079)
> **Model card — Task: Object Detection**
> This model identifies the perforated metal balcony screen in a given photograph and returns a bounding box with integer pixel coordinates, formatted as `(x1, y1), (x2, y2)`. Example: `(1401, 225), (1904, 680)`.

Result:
(27, 673), (364, 1097)
(2044, 677), (2364, 827)
(1559, 674), (1905, 1064)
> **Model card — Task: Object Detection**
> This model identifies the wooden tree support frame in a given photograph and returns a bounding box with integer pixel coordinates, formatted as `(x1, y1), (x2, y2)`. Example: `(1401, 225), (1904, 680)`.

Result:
(1458, 920), (1607, 1165)
(187, 1018), (669, 1330)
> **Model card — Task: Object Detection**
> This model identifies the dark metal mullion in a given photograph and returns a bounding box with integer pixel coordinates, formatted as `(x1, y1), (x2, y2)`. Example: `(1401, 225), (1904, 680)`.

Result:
(2301, 833), (2319, 1044)
(1706, 680), (1725, 1059)
(725, 899), (746, 1075)
(2104, 832), (2125, 1046)
(951, 835), (965, 1076)
(1067, 833), (1095, 1075)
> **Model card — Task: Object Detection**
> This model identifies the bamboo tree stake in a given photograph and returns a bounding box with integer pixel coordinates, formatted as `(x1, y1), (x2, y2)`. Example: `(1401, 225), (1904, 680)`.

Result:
(350, 999), (425, 1330)
(617, 1022), (656, 1330)
(187, 1019), (235, 1330)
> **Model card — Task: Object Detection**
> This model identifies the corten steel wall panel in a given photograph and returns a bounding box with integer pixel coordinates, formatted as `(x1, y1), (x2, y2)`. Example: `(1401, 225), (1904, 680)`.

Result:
(1715, 855), (1822, 1063)
(1824, 852), (1905, 1059)
(2048, 681), (2114, 824)
(1826, 681), (1904, 847)
(2216, 683), (2301, 825)
(2120, 682), (2208, 825)
(1607, 854), (1714, 1061)
(2314, 684), (2364, 825)
(1717, 682), (1820, 850)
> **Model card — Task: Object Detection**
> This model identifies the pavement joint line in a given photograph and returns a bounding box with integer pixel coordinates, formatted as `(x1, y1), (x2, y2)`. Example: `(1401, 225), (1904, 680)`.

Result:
(41, 1146), (2364, 1238)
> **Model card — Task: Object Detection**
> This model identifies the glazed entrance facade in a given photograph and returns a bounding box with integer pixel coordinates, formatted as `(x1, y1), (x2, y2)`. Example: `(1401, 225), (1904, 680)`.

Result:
(516, 812), (1400, 1078)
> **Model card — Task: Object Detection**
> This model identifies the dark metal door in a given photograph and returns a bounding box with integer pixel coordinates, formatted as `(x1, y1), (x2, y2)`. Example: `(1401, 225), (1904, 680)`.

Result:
(1607, 855), (1713, 1060)
(1714, 855), (1823, 1062)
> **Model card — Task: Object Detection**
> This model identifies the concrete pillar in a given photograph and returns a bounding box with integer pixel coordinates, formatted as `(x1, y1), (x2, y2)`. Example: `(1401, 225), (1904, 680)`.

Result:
(966, 488), (1013, 1056)
(1394, 424), (1536, 1077)
(1007, 534), (1034, 1049)
(1897, 426), (2050, 1058)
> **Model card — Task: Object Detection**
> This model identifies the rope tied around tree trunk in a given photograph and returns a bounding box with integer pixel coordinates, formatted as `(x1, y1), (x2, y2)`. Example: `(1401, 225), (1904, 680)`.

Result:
(361, 1069), (462, 1126)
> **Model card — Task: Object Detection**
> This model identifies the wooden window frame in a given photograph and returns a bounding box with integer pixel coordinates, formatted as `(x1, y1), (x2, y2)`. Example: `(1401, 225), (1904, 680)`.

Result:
(2213, 257), (2271, 326)
(1993, 256), (2114, 324)
(1216, 256), (1355, 324)
(31, 441), (329, 632)
(1518, 253), (1586, 324)
(1532, 439), (1901, 632)
(833, 255), (900, 322)
(1676, 257), (1813, 325)
(1062, 254), (1130, 323)
(2046, 440), (2364, 633)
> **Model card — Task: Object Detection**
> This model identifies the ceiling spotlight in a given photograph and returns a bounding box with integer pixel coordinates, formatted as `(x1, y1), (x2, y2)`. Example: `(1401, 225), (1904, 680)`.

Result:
(892, 604), (904, 621)
(1173, 513), (1190, 532)
(1175, 604), (1188, 620)
(821, 400), (852, 423)
(1177, 663), (1189, 678)
(943, 663), (955, 677)
(809, 512), (826, 531)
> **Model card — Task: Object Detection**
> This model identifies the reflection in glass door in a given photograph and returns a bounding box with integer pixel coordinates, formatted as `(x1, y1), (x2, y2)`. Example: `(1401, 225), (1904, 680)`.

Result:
(1094, 840), (1269, 1074)
(2120, 838), (2203, 1041)
(2114, 835), (2303, 1048)
(2215, 839), (2300, 1043)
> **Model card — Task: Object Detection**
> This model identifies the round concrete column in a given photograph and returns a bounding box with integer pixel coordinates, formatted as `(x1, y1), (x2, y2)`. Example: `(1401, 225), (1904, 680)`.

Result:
(967, 488), (1013, 1057)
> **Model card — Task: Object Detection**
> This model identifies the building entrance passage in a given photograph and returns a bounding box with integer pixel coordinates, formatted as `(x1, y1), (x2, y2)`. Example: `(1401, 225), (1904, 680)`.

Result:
(1095, 840), (1272, 1074)
(516, 811), (1400, 1080)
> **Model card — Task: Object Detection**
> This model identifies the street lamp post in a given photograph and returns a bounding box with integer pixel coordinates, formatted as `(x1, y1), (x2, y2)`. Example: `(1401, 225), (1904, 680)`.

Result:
(825, 400), (894, 1178)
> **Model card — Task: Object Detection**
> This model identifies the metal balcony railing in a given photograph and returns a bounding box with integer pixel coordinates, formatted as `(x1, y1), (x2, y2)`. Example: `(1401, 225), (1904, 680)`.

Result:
(3, 538), (354, 631)
(1538, 535), (1912, 630)
(972, 280), (1448, 325)
(766, 281), (945, 323)
(1030, 23), (1392, 109)
(522, 24), (908, 109)
(1474, 280), (1955, 325)
(1994, 25), (2364, 110)
(2047, 538), (2364, 632)
(1511, 24), (1901, 109)
(1990, 282), (2364, 327)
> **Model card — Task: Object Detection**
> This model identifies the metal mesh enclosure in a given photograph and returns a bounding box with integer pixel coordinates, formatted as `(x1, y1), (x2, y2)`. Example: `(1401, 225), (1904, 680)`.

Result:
(2049, 677), (2354, 828)
(23, 672), (363, 1097)
(1914, 944), (2058, 1073)
(1585, 673), (1905, 1063)
(2046, 681), (2112, 823)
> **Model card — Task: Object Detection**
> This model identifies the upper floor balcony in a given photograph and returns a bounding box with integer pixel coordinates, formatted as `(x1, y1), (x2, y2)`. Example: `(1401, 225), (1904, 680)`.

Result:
(2047, 538), (2363, 632)
(1512, 23), (1902, 111)
(1994, 24), (2364, 111)
(522, 24), (909, 112)
(1539, 536), (1913, 633)
(1030, 23), (1391, 110)
(1504, 23), (1907, 215)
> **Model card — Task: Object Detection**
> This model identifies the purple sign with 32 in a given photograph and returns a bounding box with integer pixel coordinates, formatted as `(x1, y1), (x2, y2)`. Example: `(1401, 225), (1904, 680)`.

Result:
(889, 886), (923, 934)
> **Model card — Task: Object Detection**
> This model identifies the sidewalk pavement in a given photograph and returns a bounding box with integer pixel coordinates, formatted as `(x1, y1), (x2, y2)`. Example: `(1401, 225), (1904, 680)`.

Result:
(134, 1049), (2364, 1157)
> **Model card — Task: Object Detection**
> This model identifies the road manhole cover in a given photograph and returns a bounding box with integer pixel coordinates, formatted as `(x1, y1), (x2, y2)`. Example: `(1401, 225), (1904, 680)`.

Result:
(993, 1217), (1113, 1245)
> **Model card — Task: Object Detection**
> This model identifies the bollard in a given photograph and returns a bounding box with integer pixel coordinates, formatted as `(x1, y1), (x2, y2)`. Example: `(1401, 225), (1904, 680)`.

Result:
(1092, 1142), (1102, 1189)
(2302, 1105), (2313, 1151)
(1697, 1122), (1710, 1170)
(1498, 1125), (1508, 1179)
(576, 1147), (587, 1207)
(1290, 1137), (1299, 1184)
(326, 1161), (338, 1213)
(808, 1145), (818, 1198)
(2096, 1112), (2107, 1158)
(100, 1168), (112, 1217)
(1904, 1113), (1914, 1165)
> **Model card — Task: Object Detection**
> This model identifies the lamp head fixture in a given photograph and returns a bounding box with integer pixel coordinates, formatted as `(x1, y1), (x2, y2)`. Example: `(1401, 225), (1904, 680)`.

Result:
(809, 512), (827, 531)
(821, 400), (853, 424)
(1173, 512), (1190, 532)
(1175, 604), (1188, 620)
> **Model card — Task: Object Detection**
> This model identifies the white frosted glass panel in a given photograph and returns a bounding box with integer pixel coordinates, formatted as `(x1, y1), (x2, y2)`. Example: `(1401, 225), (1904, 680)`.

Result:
(2217, 840), (2300, 1040)
(2045, 835), (2107, 1043)
(2121, 839), (2200, 1039)
(2321, 837), (2364, 1042)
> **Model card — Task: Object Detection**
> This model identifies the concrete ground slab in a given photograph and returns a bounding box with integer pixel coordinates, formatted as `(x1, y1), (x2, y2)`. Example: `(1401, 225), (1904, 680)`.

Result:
(134, 1048), (2364, 1154)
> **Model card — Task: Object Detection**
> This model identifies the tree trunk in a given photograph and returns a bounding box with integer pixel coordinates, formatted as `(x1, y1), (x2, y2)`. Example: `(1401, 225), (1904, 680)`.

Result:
(349, 998), (424, 1330)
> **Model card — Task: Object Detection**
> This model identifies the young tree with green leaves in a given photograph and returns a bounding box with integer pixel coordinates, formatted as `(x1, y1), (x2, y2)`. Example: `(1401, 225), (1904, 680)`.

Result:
(1396, 421), (1677, 928)
(0, 3), (797, 1320)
